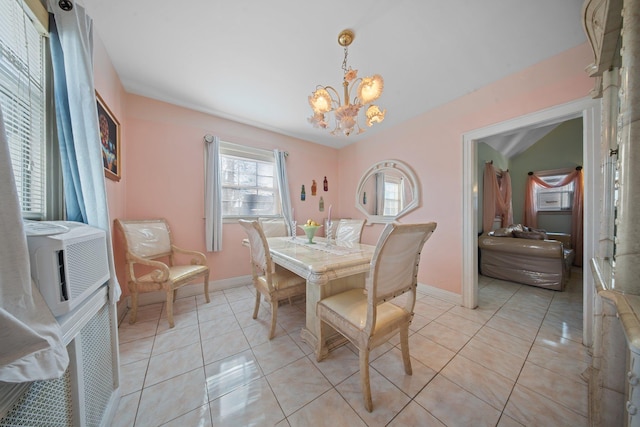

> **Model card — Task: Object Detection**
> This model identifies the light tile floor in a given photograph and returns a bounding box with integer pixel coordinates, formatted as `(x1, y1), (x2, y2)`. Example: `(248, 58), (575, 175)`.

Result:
(112, 268), (588, 426)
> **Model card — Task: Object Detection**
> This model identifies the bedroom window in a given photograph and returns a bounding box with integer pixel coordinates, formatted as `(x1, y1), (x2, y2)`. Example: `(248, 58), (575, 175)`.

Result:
(0, 0), (52, 219)
(535, 172), (574, 212)
(219, 142), (281, 218)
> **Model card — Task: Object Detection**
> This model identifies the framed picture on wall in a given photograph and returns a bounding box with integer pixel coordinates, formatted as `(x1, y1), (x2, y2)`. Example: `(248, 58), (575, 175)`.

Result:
(96, 91), (121, 181)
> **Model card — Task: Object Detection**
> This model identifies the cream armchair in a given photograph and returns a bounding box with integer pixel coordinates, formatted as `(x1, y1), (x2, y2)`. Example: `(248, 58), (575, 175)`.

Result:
(115, 218), (210, 328)
(316, 221), (437, 412)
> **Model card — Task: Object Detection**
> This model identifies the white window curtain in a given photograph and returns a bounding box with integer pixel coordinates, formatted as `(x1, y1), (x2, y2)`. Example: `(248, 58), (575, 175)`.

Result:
(48, 1), (121, 302)
(375, 172), (384, 215)
(274, 149), (293, 234)
(0, 105), (68, 382)
(204, 135), (222, 252)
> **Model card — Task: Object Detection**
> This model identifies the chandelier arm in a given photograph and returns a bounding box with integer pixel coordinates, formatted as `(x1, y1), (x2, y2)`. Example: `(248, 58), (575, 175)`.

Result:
(347, 77), (363, 105)
(320, 85), (342, 108)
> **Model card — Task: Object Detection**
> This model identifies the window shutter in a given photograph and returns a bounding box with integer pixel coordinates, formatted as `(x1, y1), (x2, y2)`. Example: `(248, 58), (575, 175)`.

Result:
(0, 0), (47, 219)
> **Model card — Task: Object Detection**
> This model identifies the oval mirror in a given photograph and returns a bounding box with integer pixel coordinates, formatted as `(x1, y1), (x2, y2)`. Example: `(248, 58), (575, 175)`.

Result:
(355, 159), (420, 223)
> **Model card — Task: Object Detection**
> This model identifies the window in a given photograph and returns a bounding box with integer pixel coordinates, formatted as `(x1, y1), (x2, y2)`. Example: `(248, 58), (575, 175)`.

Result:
(383, 176), (402, 216)
(219, 142), (281, 218)
(535, 172), (574, 212)
(0, 0), (49, 219)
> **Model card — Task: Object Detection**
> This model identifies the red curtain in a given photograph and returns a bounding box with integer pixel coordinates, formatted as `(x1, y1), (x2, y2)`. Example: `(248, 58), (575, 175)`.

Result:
(482, 162), (513, 233)
(523, 168), (583, 266)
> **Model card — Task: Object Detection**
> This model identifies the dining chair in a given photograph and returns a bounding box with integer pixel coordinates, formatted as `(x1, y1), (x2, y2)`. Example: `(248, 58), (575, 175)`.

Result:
(114, 218), (210, 328)
(316, 221), (437, 412)
(334, 218), (366, 244)
(239, 219), (307, 339)
(258, 217), (289, 237)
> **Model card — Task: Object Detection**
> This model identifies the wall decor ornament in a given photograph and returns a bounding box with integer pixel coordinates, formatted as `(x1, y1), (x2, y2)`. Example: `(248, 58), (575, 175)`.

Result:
(319, 196), (324, 211)
(324, 176), (328, 191)
(301, 184), (306, 201)
(311, 180), (317, 196)
(96, 91), (121, 181)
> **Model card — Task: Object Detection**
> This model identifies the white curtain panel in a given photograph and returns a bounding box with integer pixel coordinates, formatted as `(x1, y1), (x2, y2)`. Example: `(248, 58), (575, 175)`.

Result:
(274, 150), (293, 234)
(48, 0), (121, 302)
(204, 135), (222, 251)
(0, 105), (68, 382)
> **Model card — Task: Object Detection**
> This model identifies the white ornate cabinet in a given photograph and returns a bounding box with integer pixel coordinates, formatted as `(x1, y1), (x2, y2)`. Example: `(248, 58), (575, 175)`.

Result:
(584, 0), (640, 425)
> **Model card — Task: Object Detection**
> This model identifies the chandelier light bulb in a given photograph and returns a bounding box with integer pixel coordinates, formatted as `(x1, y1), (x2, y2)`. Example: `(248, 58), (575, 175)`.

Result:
(358, 75), (384, 105)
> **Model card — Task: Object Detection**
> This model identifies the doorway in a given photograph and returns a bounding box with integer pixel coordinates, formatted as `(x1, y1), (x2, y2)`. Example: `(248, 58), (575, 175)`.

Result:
(461, 97), (601, 346)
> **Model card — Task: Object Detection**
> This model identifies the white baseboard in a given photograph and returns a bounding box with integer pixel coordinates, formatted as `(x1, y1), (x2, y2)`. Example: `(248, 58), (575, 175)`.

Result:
(119, 276), (462, 312)
(121, 275), (252, 309)
(417, 282), (462, 306)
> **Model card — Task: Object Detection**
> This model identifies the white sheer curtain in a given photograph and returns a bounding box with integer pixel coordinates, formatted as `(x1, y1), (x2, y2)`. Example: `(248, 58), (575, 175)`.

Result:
(0, 105), (68, 382)
(204, 135), (222, 251)
(274, 150), (293, 234)
(375, 172), (385, 215)
(48, 1), (121, 302)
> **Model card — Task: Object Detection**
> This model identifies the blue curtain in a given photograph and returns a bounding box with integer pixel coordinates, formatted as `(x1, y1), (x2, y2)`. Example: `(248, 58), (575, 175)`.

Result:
(204, 135), (223, 251)
(274, 150), (293, 235)
(48, 1), (121, 301)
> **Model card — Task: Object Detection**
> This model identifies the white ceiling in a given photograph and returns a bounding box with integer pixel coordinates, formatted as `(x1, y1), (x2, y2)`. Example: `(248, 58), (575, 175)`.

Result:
(80, 0), (587, 150)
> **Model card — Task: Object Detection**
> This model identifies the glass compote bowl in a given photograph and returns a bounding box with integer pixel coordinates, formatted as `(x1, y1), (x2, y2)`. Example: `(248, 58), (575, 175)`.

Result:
(299, 224), (322, 244)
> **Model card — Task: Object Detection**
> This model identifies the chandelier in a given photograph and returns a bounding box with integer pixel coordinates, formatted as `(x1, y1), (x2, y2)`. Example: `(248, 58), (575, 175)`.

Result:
(308, 29), (385, 136)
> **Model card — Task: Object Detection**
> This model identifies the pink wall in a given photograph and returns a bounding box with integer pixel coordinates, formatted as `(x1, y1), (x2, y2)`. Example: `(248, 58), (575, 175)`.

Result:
(123, 95), (339, 283)
(92, 36), (129, 298)
(338, 43), (595, 294)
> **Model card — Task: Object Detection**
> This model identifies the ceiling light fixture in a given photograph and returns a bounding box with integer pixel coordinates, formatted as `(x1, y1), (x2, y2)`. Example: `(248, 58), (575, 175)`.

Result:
(308, 29), (385, 136)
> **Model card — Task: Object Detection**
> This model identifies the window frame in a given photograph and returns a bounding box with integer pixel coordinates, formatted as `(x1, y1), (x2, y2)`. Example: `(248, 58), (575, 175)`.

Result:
(219, 141), (282, 222)
(1, 0), (61, 220)
(534, 169), (575, 213)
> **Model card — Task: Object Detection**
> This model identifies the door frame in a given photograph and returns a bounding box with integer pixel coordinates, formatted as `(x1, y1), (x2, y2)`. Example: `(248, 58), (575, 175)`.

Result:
(461, 97), (601, 346)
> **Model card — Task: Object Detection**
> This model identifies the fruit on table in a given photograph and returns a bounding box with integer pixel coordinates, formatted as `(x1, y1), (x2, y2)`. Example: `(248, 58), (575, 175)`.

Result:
(305, 219), (320, 226)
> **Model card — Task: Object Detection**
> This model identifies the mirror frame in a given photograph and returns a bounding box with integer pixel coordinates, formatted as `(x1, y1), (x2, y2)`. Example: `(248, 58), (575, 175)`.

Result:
(355, 159), (420, 224)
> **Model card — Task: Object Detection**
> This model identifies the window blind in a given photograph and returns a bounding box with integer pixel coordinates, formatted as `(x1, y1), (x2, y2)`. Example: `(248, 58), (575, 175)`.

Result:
(0, 0), (47, 219)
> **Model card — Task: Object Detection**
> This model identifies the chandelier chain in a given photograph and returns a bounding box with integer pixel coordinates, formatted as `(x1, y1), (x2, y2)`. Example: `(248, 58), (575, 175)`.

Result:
(342, 46), (349, 75)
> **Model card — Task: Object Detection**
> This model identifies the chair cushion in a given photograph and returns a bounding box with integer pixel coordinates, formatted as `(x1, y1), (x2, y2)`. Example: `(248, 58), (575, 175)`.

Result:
(318, 288), (408, 332)
(257, 267), (305, 290)
(138, 265), (208, 284)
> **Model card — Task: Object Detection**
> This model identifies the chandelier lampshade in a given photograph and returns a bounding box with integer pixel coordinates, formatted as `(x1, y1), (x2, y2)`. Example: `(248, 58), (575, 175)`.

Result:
(307, 29), (385, 136)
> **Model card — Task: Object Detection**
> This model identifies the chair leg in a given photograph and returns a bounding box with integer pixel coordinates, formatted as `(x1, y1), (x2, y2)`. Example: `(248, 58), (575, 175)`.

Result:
(400, 325), (412, 375)
(315, 313), (325, 362)
(129, 291), (138, 324)
(268, 300), (278, 339)
(166, 291), (175, 328)
(359, 348), (373, 412)
(252, 290), (261, 319)
(204, 271), (210, 303)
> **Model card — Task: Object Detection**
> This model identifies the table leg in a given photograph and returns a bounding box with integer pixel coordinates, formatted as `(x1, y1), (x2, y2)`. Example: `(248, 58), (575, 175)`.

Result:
(300, 273), (366, 360)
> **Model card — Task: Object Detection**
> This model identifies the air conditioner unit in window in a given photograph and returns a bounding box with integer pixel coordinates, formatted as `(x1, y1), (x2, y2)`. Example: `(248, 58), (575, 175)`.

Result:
(25, 221), (110, 317)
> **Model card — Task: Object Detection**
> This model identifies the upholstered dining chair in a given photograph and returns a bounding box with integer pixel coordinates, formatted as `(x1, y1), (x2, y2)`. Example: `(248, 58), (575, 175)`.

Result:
(258, 217), (289, 237)
(114, 218), (210, 328)
(334, 218), (366, 244)
(239, 219), (307, 339)
(316, 221), (437, 412)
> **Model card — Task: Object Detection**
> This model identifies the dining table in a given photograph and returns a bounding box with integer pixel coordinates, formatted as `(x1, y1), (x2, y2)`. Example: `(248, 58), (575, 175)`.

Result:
(261, 236), (376, 358)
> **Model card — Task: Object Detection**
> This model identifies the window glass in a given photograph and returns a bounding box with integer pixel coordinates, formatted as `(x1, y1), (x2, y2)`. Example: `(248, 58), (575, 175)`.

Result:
(536, 173), (574, 212)
(383, 179), (401, 216)
(219, 142), (281, 218)
(0, 0), (47, 219)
